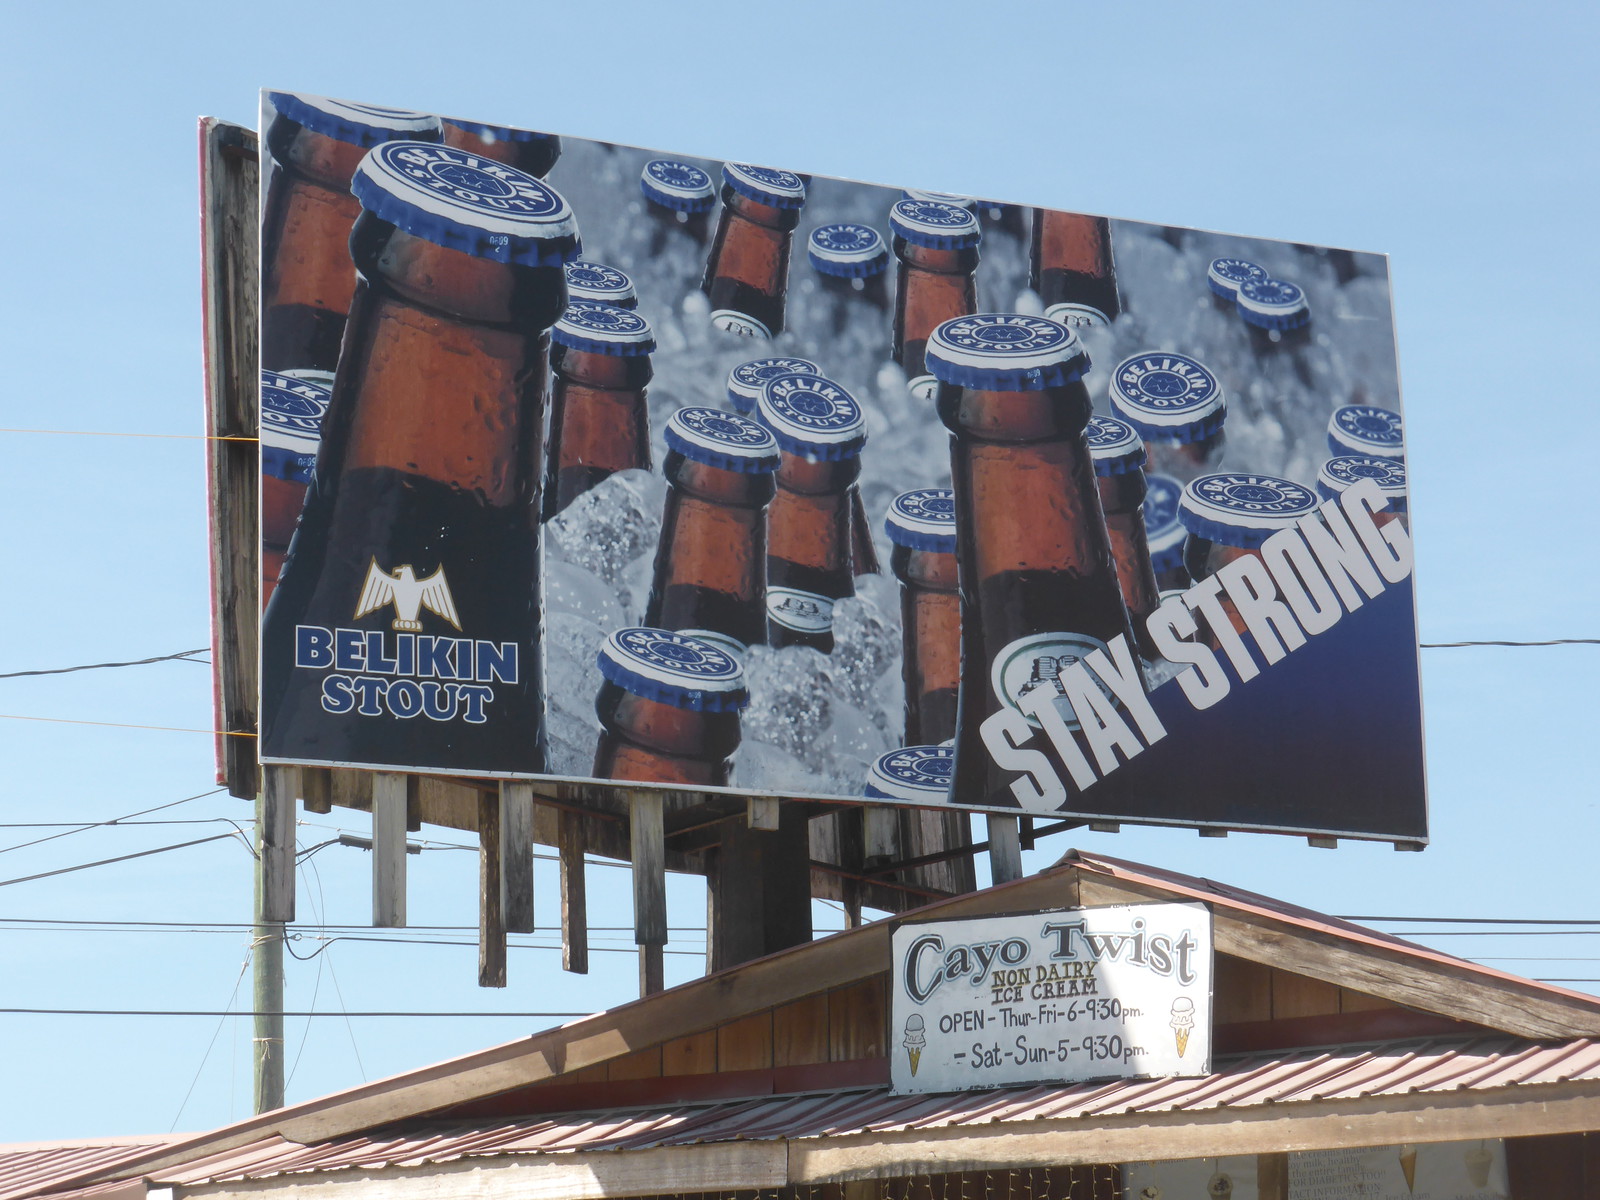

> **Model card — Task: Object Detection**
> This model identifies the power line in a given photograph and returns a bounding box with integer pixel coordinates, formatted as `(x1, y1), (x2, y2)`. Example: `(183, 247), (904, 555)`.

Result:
(0, 427), (257, 442)
(1421, 638), (1598, 648)
(1345, 916), (1600, 925)
(0, 917), (710, 931)
(0, 714), (255, 737)
(0, 1008), (592, 1018)
(0, 648), (210, 680)
(0, 789), (227, 856)
(0, 832), (247, 888)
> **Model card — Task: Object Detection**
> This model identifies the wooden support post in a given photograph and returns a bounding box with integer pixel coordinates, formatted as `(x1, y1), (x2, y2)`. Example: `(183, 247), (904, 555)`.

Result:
(709, 801), (813, 972)
(252, 786), (285, 1114)
(499, 781), (535, 934)
(299, 767), (332, 814)
(863, 805), (898, 865)
(260, 765), (296, 923)
(371, 772), (409, 927)
(1256, 1153), (1288, 1200)
(630, 791), (667, 996)
(559, 810), (588, 974)
(747, 796), (780, 831)
(639, 943), (665, 998)
(478, 791), (506, 988)
(987, 814), (1024, 884)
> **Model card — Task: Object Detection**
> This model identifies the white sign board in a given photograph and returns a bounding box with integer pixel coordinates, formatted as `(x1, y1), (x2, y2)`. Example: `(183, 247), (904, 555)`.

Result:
(890, 902), (1212, 1095)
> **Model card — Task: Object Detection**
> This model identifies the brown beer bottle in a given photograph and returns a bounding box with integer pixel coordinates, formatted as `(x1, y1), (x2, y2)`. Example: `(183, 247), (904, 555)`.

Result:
(1144, 473), (1190, 593)
(1317, 454), (1408, 531)
(1086, 416), (1162, 659)
(641, 158), (716, 250)
(260, 370), (331, 606)
(930, 313), (1139, 810)
(890, 198), (981, 400)
(543, 300), (655, 520)
(702, 163), (807, 339)
(885, 488), (961, 745)
(756, 373), (868, 652)
(644, 407), (781, 657)
(593, 627), (748, 787)
(1028, 210), (1121, 329)
(807, 223), (891, 332)
(261, 141), (580, 775)
(1109, 351), (1228, 482)
(441, 118), (561, 178)
(563, 259), (637, 309)
(261, 93), (441, 372)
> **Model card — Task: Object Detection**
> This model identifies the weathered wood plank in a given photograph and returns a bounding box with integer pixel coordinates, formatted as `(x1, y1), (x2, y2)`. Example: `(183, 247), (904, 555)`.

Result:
(371, 772), (409, 928)
(478, 792), (506, 989)
(604, 1047), (662, 1082)
(259, 765), (296, 923)
(660, 1031), (717, 1076)
(638, 944), (664, 998)
(559, 810), (588, 975)
(1271, 970), (1341, 1020)
(772, 994), (830, 1068)
(499, 781), (535, 934)
(986, 815), (1023, 883)
(748, 797), (780, 830)
(1257, 1152), (1288, 1200)
(828, 976), (887, 1062)
(716, 1012), (773, 1072)
(709, 803), (814, 971)
(1214, 954), (1273, 1024)
(863, 807), (898, 864)
(630, 791), (667, 947)
(299, 767), (332, 815)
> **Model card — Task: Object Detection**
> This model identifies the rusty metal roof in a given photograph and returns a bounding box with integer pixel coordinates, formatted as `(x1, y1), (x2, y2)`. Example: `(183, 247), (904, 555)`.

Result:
(126, 1036), (1600, 1187)
(0, 1139), (182, 1200)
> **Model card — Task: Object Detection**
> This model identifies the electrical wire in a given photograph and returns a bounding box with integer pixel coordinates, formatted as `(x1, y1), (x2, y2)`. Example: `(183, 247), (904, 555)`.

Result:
(1, 1008), (594, 1018)
(0, 649), (210, 680)
(0, 789), (226, 856)
(1420, 638), (1599, 648)
(0, 428), (257, 442)
(0, 832), (249, 888)
(0, 713), (255, 737)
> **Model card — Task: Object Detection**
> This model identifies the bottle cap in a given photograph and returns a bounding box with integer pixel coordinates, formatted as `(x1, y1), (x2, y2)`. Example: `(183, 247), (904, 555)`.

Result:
(260, 370), (330, 484)
(888, 198), (982, 250)
(1206, 257), (1268, 301)
(1326, 404), (1404, 458)
(352, 142), (581, 267)
(756, 374), (867, 460)
(865, 745), (955, 803)
(563, 260), (637, 309)
(269, 92), (441, 148)
(1143, 474), (1186, 572)
(885, 488), (957, 554)
(1109, 352), (1227, 444)
(664, 407), (781, 475)
(925, 313), (1089, 392)
(807, 223), (889, 278)
(640, 159), (717, 213)
(727, 357), (821, 414)
(552, 300), (655, 356)
(1317, 455), (1408, 512)
(901, 188), (978, 211)
(1179, 473), (1320, 549)
(721, 163), (807, 210)
(1237, 278), (1311, 331)
(442, 118), (558, 143)
(1086, 415), (1147, 477)
(597, 627), (749, 712)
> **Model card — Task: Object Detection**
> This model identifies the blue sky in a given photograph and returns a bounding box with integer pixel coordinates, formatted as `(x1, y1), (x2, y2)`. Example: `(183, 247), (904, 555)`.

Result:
(0, 0), (1596, 1142)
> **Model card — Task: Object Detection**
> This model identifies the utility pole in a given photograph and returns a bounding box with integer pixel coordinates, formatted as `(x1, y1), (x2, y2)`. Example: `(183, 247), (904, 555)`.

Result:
(253, 793), (285, 1112)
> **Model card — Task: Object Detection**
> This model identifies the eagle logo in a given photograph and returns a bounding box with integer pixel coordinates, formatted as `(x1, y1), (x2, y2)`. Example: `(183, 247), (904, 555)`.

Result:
(354, 560), (462, 632)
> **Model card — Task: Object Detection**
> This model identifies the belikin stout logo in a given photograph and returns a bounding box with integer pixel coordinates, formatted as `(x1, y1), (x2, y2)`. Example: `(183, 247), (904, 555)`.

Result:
(354, 559), (462, 632)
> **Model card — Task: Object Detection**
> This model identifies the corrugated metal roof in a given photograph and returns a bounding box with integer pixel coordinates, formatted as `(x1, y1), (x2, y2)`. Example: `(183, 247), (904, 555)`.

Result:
(0, 1140), (180, 1200)
(141, 1036), (1600, 1187)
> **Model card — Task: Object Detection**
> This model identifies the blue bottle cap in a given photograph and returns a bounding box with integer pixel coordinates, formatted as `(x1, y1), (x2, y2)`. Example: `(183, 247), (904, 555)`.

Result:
(756, 374), (867, 460)
(442, 118), (558, 143)
(1086, 415), (1147, 477)
(1237, 278), (1311, 331)
(1317, 455), (1408, 513)
(1206, 257), (1268, 301)
(727, 357), (821, 414)
(552, 300), (655, 356)
(865, 745), (955, 804)
(260, 370), (330, 484)
(925, 314), (1089, 392)
(352, 142), (581, 267)
(807, 224), (889, 278)
(664, 407), (781, 474)
(597, 627), (749, 712)
(888, 199), (982, 250)
(1143, 474), (1186, 571)
(1109, 352), (1227, 444)
(721, 163), (807, 210)
(1179, 473), (1320, 550)
(1327, 404), (1404, 458)
(901, 188), (978, 211)
(885, 488), (957, 554)
(269, 92), (442, 148)
(640, 159), (717, 213)
(563, 260), (637, 309)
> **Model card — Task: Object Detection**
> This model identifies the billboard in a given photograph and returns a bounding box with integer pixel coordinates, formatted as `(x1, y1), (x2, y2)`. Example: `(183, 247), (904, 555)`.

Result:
(255, 90), (1425, 843)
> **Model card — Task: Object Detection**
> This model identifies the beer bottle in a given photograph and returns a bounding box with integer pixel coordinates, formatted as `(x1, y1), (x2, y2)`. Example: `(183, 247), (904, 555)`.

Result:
(441, 118), (561, 178)
(261, 141), (580, 775)
(593, 627), (749, 787)
(1109, 351), (1227, 482)
(865, 744), (954, 804)
(1086, 416), (1162, 660)
(885, 488), (961, 745)
(1327, 404), (1404, 459)
(929, 313), (1139, 810)
(726, 356), (820, 415)
(261, 93), (441, 373)
(1206, 256), (1268, 312)
(543, 299), (656, 519)
(890, 198), (981, 401)
(260, 370), (331, 606)
(1318, 454), (1408, 530)
(702, 163), (807, 339)
(644, 407), (781, 658)
(1144, 473), (1190, 593)
(1237, 277), (1312, 355)
(640, 157), (717, 249)
(563, 259), (637, 309)
(807, 223), (891, 327)
(756, 373), (868, 652)
(1028, 210), (1120, 329)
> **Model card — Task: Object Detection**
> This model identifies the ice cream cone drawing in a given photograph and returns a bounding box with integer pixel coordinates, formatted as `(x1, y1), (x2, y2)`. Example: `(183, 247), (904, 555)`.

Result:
(1169, 997), (1195, 1056)
(1464, 1141), (1493, 1188)
(903, 1014), (926, 1075)
(1398, 1144), (1418, 1193)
